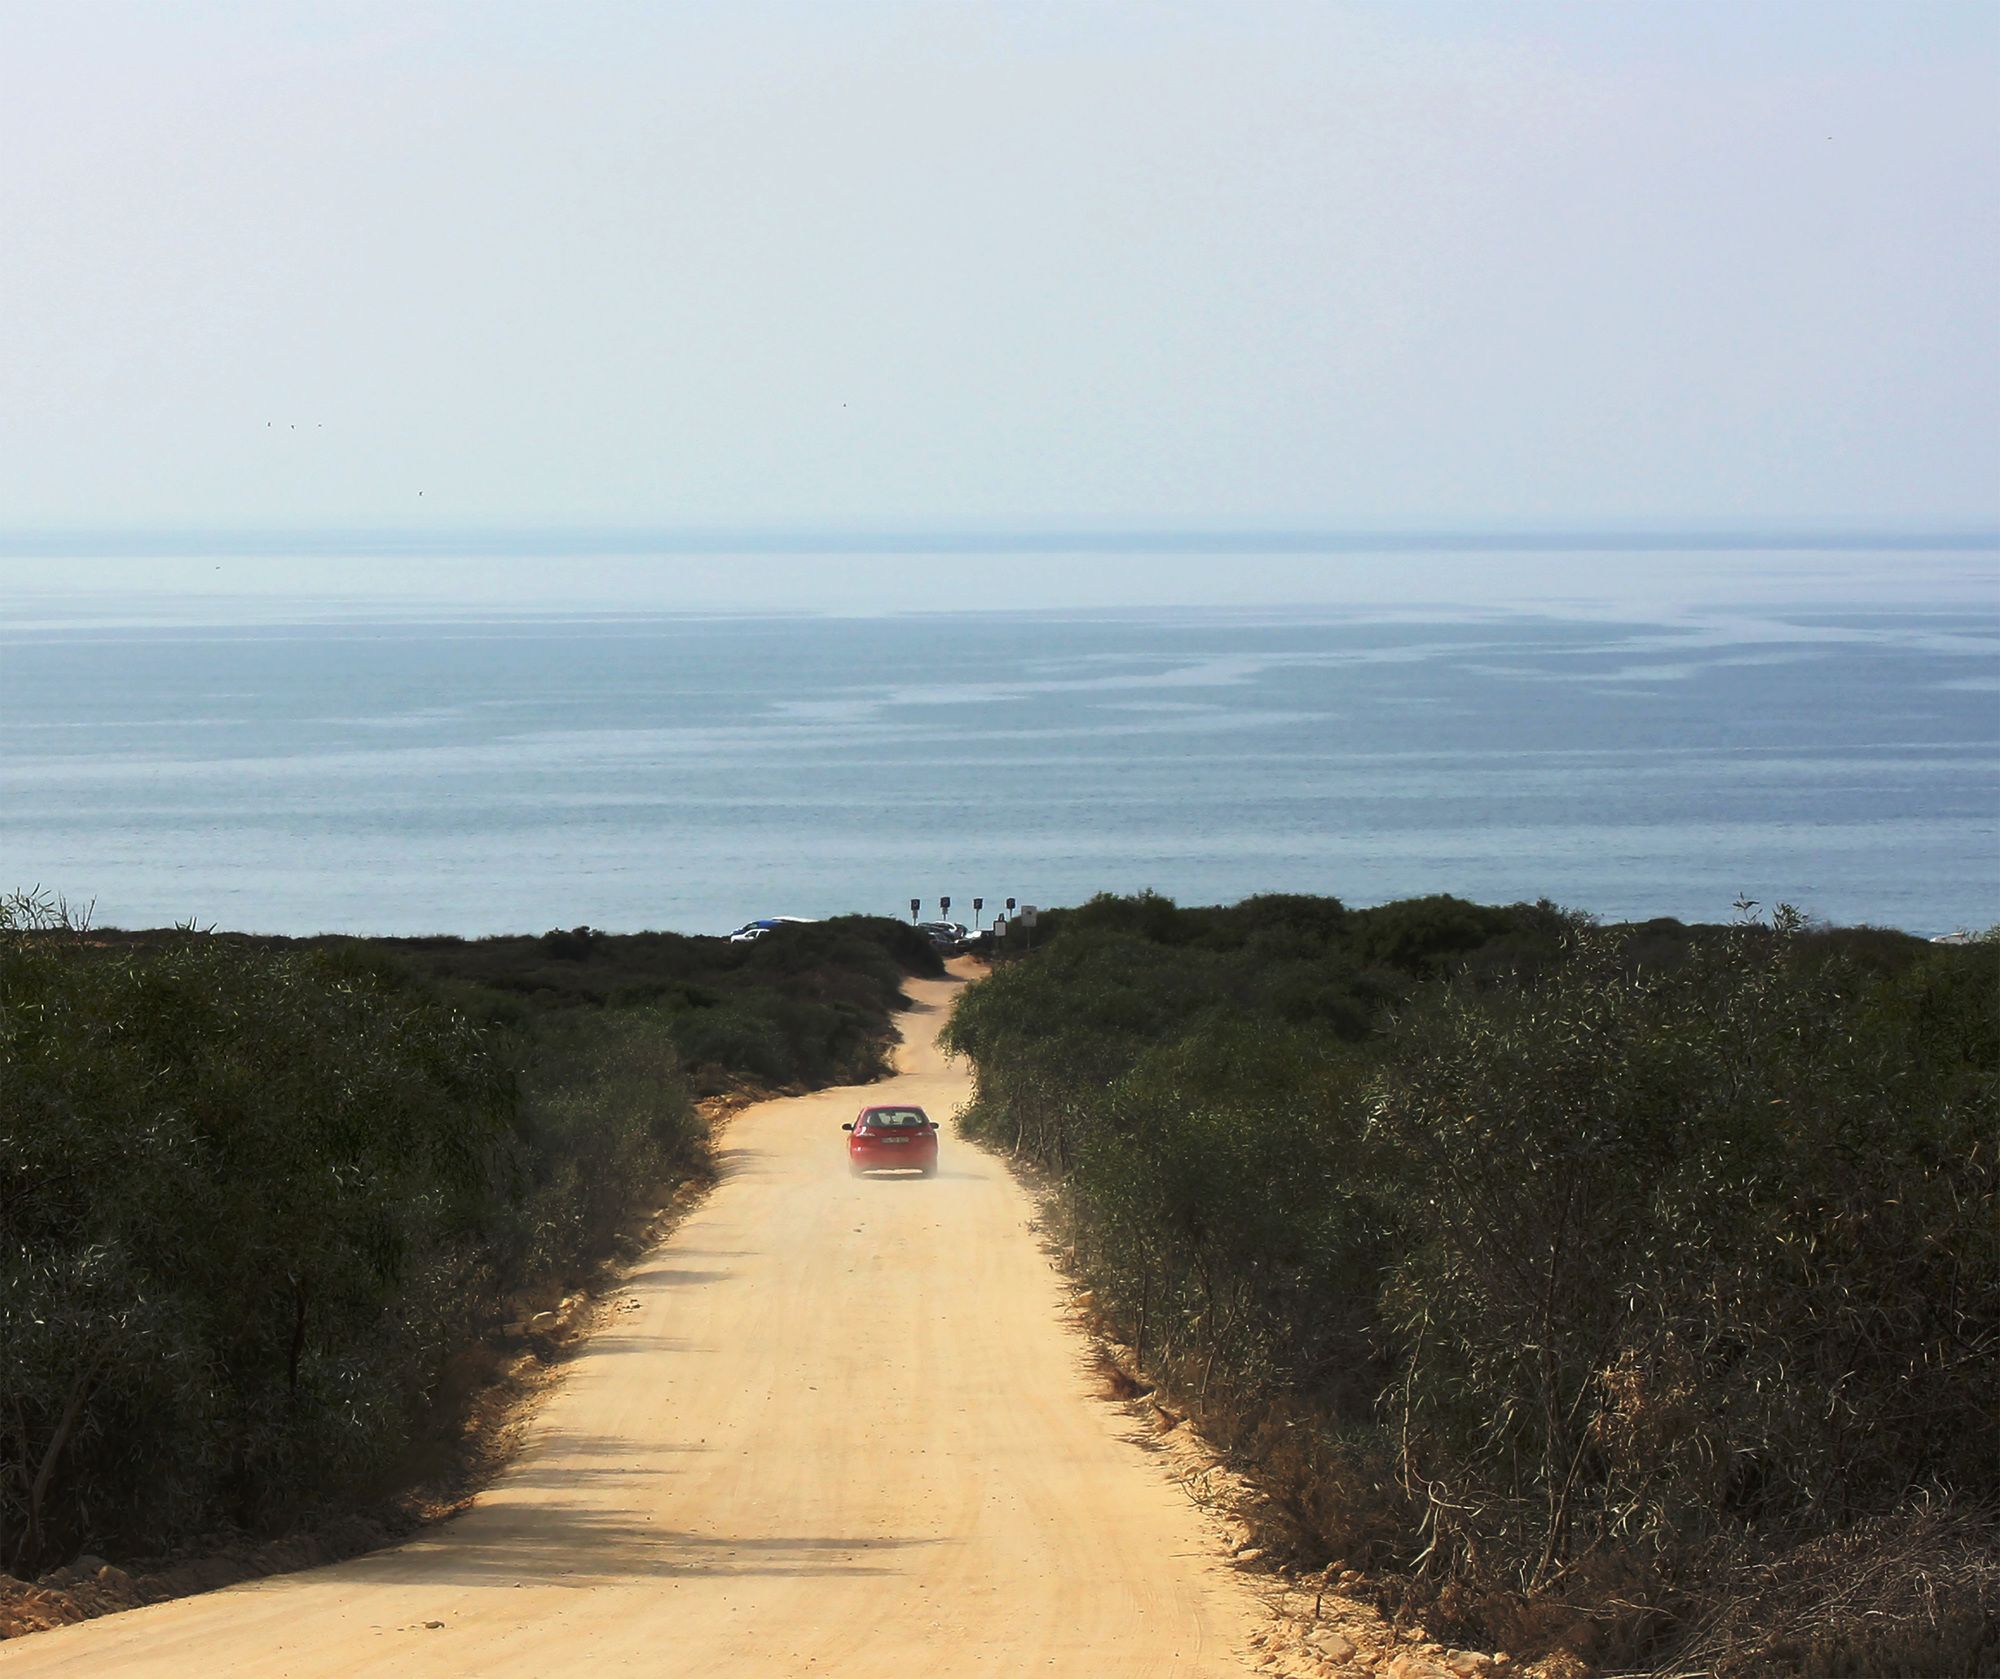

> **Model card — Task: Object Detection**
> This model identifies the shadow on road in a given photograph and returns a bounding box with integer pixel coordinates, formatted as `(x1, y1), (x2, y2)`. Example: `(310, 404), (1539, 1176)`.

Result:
(503, 1443), (709, 1489)
(622, 1263), (737, 1289)
(582, 1333), (707, 1358)
(353, 1494), (943, 1588)
(711, 1144), (772, 1179)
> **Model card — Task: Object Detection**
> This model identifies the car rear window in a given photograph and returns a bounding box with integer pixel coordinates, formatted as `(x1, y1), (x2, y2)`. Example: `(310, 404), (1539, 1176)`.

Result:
(864, 1110), (930, 1128)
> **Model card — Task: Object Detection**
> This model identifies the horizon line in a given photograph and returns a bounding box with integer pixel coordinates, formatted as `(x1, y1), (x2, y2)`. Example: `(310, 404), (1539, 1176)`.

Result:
(3, 520), (1998, 559)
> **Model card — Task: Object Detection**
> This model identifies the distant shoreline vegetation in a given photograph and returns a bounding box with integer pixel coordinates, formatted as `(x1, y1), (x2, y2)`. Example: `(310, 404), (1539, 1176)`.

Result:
(2, 523), (1995, 558)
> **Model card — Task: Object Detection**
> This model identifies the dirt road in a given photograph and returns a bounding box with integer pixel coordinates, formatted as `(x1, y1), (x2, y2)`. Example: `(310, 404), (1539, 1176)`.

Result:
(3, 972), (1260, 1676)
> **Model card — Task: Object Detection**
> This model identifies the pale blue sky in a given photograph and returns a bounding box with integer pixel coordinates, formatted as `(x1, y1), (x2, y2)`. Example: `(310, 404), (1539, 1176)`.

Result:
(1, 1), (1996, 535)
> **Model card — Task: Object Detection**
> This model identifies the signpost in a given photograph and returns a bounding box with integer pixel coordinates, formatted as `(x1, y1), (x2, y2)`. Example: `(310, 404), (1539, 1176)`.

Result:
(990, 899), (1029, 957)
(909, 898), (920, 921)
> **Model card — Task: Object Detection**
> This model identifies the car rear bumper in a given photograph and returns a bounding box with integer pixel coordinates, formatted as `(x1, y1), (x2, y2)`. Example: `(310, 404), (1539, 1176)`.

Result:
(849, 1145), (938, 1172)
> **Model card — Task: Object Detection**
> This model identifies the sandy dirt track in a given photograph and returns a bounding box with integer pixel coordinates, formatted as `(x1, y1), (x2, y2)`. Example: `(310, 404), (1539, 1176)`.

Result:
(2, 971), (1260, 1677)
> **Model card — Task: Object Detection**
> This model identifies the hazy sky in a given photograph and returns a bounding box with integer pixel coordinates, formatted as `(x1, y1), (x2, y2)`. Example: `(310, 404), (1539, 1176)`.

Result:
(2, 1), (1996, 534)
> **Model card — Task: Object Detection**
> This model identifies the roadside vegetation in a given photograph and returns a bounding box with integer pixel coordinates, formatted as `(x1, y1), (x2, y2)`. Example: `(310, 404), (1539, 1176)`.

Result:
(0, 895), (939, 1581)
(944, 891), (1998, 1676)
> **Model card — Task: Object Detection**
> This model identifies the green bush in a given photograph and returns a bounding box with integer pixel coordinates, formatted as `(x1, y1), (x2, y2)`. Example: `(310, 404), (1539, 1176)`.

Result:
(669, 1002), (794, 1088)
(1371, 925), (1999, 1585)
(946, 892), (1999, 1667)
(0, 902), (511, 1565)
(492, 1010), (704, 1290)
(0, 897), (937, 1573)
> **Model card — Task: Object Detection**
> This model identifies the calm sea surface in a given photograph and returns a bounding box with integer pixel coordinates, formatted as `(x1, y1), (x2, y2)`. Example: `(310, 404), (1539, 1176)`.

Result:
(3, 579), (1997, 937)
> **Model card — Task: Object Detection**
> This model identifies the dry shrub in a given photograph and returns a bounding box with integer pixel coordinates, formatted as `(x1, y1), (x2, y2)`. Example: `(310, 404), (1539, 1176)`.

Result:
(1417, 1579), (1630, 1669)
(1095, 1351), (1151, 1402)
(1661, 1503), (2000, 1678)
(1217, 1397), (1407, 1570)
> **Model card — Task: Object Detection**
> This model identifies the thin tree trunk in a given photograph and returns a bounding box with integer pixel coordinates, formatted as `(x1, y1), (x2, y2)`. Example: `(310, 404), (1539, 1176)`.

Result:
(19, 1357), (100, 1573)
(287, 1279), (311, 1400)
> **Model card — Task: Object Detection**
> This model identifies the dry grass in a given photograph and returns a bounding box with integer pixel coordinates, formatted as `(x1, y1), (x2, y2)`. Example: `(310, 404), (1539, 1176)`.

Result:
(1647, 1505), (2000, 1679)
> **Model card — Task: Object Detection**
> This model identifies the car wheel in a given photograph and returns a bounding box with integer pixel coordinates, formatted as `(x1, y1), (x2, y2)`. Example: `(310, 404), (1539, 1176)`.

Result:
(920, 1160), (938, 1178)
(849, 1161), (865, 1178)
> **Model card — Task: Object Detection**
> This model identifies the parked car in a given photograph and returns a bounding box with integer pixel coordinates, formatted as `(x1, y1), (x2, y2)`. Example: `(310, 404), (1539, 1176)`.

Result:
(917, 920), (968, 953)
(727, 916), (816, 943)
(842, 1104), (939, 1177)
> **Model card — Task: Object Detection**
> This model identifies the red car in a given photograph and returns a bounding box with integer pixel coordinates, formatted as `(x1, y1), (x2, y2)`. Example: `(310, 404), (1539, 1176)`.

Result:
(843, 1104), (940, 1177)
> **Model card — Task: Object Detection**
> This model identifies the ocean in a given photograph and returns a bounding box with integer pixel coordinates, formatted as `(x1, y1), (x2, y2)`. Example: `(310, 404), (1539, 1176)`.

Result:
(3, 551), (1996, 937)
